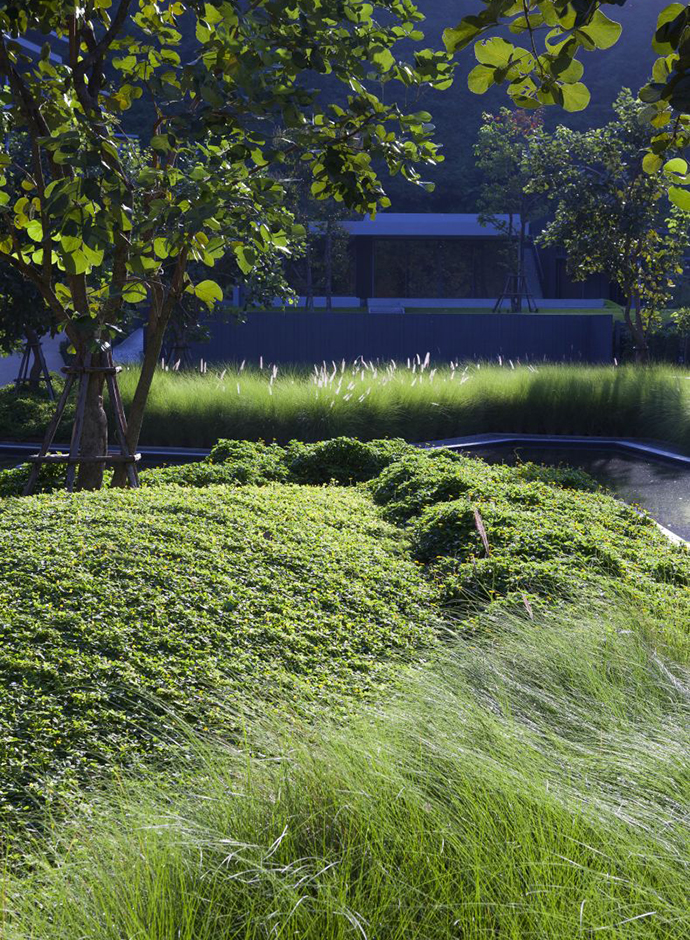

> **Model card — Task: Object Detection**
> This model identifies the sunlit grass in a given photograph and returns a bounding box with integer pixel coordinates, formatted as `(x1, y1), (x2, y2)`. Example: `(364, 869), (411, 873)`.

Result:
(4, 602), (689, 939)
(116, 360), (690, 451)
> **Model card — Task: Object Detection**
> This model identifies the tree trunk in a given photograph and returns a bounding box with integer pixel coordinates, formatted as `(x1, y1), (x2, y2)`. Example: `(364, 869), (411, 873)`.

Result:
(622, 293), (649, 364)
(304, 238), (314, 311)
(325, 222), (333, 311)
(25, 327), (42, 391)
(633, 293), (649, 364)
(515, 218), (526, 313)
(111, 301), (168, 487)
(75, 347), (108, 491)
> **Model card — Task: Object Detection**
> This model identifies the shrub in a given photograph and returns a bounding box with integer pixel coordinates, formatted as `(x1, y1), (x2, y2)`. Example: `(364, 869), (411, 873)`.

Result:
(140, 437), (414, 490)
(286, 436), (411, 484)
(370, 452), (690, 645)
(205, 438), (289, 480)
(0, 380), (73, 441)
(0, 461), (68, 497)
(513, 459), (600, 491)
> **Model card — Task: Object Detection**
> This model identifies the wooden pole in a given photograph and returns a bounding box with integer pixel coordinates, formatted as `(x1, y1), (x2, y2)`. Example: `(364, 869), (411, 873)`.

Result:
(23, 349), (141, 494)
(22, 370), (76, 495)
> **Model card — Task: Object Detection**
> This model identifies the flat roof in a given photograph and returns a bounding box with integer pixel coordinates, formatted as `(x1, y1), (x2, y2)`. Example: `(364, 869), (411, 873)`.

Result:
(341, 213), (520, 237)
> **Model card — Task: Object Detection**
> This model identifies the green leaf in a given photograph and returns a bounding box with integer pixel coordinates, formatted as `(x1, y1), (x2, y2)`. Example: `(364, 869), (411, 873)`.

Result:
(372, 48), (395, 72)
(475, 37), (514, 68)
(151, 135), (172, 152)
(664, 157), (688, 176)
(122, 282), (148, 303)
(577, 11), (622, 51)
(61, 249), (88, 275)
(193, 279), (223, 309)
(561, 82), (590, 112)
(467, 64), (495, 94)
(668, 185), (690, 211)
(653, 4), (686, 53)
(442, 17), (483, 54)
(234, 244), (256, 275)
(643, 152), (664, 174)
(26, 219), (43, 242)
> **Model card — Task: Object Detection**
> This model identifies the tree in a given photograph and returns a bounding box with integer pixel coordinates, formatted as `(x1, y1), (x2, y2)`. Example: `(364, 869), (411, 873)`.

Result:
(295, 196), (352, 311)
(0, 0), (451, 489)
(0, 136), (56, 389)
(670, 305), (690, 363)
(474, 108), (545, 311)
(528, 90), (690, 361)
(0, 257), (55, 388)
(444, 3), (690, 207)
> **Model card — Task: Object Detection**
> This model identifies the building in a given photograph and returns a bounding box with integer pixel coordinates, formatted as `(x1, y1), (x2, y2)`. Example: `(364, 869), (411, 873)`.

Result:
(295, 213), (613, 310)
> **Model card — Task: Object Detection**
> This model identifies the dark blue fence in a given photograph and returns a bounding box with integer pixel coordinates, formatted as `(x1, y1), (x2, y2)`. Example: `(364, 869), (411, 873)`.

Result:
(190, 312), (613, 365)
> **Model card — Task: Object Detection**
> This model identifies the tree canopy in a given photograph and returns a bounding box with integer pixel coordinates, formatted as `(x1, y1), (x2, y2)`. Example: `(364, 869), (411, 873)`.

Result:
(445, 2), (690, 209)
(0, 0), (451, 486)
(529, 90), (690, 359)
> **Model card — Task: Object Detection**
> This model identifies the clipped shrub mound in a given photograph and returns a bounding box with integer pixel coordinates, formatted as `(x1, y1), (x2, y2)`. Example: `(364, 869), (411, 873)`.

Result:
(0, 484), (439, 828)
(0, 437), (414, 497)
(285, 436), (411, 484)
(372, 451), (690, 643)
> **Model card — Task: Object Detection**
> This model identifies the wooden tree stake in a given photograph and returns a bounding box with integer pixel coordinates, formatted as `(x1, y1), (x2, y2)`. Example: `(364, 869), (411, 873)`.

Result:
(14, 337), (55, 400)
(23, 349), (140, 496)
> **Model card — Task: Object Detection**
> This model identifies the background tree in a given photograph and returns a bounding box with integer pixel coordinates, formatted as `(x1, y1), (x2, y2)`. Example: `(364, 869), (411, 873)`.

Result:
(474, 107), (545, 311)
(529, 90), (690, 361)
(0, 0), (450, 489)
(297, 201), (352, 312)
(670, 305), (690, 362)
(0, 258), (55, 389)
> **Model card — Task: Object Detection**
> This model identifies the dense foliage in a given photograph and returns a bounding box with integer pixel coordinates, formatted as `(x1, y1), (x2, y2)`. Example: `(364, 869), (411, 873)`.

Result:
(0, 482), (440, 830)
(1, 437), (688, 833)
(371, 450), (690, 651)
(6, 608), (688, 939)
(0, 0), (450, 485)
(530, 91), (690, 359)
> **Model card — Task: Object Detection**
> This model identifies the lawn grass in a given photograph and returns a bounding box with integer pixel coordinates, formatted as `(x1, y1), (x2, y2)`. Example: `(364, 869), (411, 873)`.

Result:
(2, 362), (689, 451)
(3, 604), (688, 939)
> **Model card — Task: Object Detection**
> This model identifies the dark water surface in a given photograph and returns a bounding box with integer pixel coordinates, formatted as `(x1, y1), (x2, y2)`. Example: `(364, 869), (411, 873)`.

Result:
(467, 447), (690, 542)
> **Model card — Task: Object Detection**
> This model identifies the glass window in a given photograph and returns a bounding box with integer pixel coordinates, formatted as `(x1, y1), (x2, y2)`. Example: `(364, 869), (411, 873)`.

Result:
(373, 238), (508, 298)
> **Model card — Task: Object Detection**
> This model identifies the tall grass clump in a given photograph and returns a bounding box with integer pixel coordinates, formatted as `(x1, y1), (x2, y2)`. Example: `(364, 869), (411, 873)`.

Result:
(113, 361), (690, 450)
(4, 604), (689, 939)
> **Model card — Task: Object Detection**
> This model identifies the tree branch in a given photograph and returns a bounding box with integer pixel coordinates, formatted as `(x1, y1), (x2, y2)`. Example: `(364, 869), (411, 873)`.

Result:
(72, 0), (133, 79)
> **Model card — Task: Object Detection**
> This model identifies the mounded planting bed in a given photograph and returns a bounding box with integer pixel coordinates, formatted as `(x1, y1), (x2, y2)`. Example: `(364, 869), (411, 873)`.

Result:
(0, 481), (440, 830)
(1, 437), (688, 832)
(1, 437), (689, 938)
